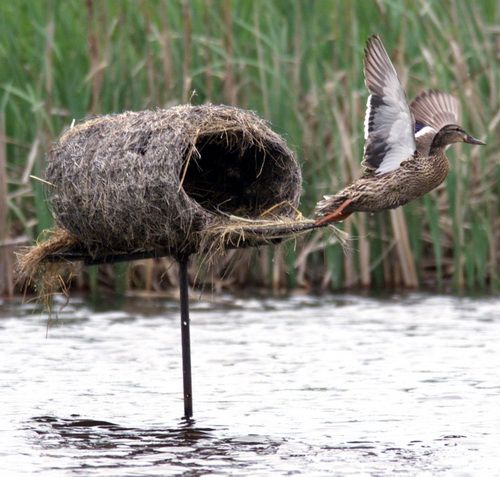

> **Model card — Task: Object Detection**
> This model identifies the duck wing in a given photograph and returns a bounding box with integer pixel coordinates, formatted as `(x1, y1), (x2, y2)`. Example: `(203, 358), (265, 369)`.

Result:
(411, 89), (460, 135)
(362, 35), (416, 175)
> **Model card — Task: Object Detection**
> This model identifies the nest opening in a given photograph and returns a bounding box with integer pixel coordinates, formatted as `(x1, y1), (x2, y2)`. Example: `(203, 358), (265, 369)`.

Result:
(182, 133), (283, 217)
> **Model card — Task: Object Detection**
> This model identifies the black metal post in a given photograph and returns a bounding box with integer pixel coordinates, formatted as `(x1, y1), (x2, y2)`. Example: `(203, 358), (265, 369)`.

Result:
(178, 256), (193, 419)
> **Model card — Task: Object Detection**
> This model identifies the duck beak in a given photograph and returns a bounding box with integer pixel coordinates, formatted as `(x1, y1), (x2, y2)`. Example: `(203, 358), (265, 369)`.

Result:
(464, 134), (486, 145)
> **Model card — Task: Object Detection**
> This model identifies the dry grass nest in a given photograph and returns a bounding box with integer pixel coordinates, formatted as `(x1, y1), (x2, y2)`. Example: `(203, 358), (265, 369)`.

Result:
(17, 104), (345, 296)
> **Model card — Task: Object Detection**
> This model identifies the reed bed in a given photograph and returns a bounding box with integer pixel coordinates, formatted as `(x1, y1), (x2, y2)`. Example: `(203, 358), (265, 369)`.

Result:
(1, 0), (498, 295)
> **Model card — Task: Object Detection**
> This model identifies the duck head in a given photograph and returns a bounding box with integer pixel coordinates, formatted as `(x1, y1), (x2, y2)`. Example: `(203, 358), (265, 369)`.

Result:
(431, 124), (486, 151)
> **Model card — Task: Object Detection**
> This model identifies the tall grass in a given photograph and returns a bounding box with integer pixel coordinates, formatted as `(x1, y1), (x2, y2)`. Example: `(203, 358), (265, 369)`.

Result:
(0, 0), (498, 294)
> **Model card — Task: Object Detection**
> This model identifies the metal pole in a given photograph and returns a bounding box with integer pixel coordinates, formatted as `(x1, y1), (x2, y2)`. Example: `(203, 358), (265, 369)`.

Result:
(178, 256), (193, 419)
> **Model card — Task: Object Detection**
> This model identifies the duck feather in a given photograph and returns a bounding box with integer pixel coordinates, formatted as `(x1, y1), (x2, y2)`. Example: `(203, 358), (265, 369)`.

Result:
(362, 35), (416, 175)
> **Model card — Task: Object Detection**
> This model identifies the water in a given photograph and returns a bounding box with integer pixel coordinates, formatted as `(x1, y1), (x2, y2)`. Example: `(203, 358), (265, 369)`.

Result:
(1, 293), (499, 476)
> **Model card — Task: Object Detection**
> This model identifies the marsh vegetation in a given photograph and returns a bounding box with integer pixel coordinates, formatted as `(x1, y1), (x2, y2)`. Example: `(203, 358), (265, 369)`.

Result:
(1, 0), (498, 295)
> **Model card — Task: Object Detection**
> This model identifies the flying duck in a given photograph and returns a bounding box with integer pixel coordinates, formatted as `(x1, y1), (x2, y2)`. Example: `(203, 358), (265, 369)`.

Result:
(315, 35), (485, 225)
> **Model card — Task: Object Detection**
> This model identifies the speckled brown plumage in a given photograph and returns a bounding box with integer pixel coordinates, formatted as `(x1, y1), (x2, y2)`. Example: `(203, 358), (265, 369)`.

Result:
(316, 151), (449, 217)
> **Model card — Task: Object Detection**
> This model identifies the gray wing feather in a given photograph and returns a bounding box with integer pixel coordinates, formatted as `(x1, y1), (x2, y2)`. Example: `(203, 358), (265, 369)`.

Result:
(362, 35), (416, 175)
(410, 90), (460, 132)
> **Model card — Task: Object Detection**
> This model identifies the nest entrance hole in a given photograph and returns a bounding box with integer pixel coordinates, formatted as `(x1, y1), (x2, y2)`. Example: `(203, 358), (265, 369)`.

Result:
(182, 134), (283, 217)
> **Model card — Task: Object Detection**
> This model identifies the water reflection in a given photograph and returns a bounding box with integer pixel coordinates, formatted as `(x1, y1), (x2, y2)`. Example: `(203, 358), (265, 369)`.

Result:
(1, 293), (499, 475)
(25, 415), (475, 476)
(29, 415), (283, 475)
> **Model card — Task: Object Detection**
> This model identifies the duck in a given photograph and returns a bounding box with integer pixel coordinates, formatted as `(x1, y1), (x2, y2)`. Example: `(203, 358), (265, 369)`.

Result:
(314, 35), (485, 226)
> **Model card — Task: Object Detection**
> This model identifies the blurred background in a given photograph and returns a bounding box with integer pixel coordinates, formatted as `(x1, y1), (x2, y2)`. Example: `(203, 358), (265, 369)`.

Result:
(0, 0), (498, 296)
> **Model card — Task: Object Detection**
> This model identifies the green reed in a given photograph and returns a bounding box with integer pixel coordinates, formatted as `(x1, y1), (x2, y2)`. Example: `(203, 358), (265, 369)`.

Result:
(1, 0), (498, 295)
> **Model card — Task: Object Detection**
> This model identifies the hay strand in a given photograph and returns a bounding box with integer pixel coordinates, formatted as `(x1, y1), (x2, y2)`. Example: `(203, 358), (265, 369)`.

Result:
(16, 228), (80, 303)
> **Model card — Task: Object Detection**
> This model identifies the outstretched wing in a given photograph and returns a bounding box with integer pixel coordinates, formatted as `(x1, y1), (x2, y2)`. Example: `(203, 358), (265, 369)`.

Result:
(362, 35), (416, 175)
(410, 89), (460, 134)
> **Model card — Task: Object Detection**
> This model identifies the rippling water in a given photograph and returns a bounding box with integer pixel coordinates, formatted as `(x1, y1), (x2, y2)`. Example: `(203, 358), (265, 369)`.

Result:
(1, 293), (499, 476)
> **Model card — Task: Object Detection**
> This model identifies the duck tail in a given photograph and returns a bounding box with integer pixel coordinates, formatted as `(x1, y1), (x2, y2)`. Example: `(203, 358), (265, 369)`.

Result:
(314, 197), (354, 226)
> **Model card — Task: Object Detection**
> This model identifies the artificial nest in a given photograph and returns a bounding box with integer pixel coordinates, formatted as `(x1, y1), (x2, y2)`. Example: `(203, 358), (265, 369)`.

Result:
(48, 104), (303, 254)
(19, 104), (338, 289)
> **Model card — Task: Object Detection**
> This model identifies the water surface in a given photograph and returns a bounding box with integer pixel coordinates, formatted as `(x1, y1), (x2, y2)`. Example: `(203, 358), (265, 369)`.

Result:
(1, 293), (499, 476)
